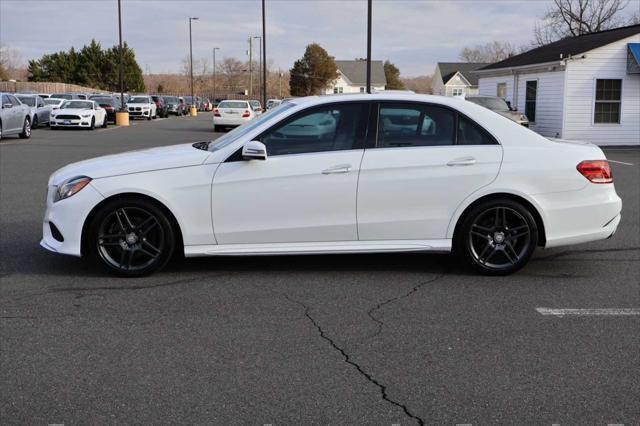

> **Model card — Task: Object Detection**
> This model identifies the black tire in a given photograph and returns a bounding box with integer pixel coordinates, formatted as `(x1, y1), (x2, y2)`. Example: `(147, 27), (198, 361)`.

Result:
(147, 114), (152, 121)
(89, 117), (95, 130)
(0, 119), (3, 140)
(455, 198), (538, 275)
(32, 115), (38, 129)
(88, 197), (176, 277)
(19, 117), (31, 139)
(102, 117), (108, 128)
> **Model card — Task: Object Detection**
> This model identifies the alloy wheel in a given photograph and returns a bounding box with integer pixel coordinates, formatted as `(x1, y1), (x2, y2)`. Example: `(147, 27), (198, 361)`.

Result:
(467, 206), (531, 270)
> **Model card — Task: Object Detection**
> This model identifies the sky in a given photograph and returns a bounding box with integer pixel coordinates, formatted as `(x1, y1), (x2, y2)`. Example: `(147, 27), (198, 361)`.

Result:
(1, 0), (638, 77)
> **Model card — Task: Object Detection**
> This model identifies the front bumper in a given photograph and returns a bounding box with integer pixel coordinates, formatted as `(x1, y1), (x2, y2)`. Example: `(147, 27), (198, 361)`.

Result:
(128, 109), (151, 117)
(40, 183), (105, 256)
(50, 118), (93, 127)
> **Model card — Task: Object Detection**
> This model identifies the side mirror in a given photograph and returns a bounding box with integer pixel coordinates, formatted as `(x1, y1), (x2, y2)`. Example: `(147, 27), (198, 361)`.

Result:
(242, 141), (268, 161)
(2, 103), (12, 109)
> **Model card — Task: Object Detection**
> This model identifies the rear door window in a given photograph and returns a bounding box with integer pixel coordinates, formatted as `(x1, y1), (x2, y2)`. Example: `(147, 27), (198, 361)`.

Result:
(378, 103), (455, 148)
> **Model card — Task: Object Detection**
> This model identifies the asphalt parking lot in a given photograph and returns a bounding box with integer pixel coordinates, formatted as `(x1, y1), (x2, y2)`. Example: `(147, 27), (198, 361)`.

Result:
(1, 114), (639, 424)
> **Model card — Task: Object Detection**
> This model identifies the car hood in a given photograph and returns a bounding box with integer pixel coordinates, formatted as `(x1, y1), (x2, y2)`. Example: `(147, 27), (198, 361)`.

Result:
(53, 108), (93, 115)
(49, 143), (211, 185)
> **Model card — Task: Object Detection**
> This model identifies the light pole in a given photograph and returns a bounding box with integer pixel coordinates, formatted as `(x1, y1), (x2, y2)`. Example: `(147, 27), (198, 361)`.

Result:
(253, 36), (261, 102)
(188, 17), (198, 116)
(366, 0), (372, 94)
(115, 0), (129, 126)
(247, 37), (253, 97)
(261, 0), (267, 108)
(212, 47), (220, 104)
(279, 70), (283, 99)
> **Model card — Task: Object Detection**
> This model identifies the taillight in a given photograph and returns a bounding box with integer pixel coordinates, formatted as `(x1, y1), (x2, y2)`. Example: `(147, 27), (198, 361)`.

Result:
(242, 110), (250, 118)
(214, 108), (221, 117)
(577, 160), (613, 184)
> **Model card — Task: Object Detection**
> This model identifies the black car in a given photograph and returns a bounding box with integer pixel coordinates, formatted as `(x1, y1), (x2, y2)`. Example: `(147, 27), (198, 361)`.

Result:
(151, 95), (168, 118)
(162, 96), (183, 116)
(88, 96), (120, 123)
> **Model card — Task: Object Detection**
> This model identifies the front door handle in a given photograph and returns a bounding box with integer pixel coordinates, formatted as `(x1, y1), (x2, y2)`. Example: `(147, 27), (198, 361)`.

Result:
(447, 157), (476, 166)
(322, 164), (352, 174)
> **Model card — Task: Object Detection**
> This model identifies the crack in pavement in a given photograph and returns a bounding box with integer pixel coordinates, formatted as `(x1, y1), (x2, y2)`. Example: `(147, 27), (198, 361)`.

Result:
(364, 273), (446, 341)
(283, 293), (426, 426)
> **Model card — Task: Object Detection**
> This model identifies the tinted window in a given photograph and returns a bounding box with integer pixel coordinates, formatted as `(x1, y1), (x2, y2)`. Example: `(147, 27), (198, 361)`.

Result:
(260, 103), (368, 156)
(378, 103), (455, 148)
(219, 101), (248, 109)
(457, 115), (496, 145)
(17, 96), (36, 106)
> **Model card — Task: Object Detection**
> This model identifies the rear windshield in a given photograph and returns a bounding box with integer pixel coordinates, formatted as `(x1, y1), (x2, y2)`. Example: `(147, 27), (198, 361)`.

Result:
(51, 94), (73, 100)
(44, 99), (62, 105)
(17, 96), (36, 106)
(218, 101), (248, 109)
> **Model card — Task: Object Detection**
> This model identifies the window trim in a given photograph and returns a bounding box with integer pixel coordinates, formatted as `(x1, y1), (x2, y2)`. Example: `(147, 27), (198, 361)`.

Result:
(524, 79), (538, 124)
(592, 77), (623, 126)
(371, 101), (499, 149)
(451, 87), (464, 97)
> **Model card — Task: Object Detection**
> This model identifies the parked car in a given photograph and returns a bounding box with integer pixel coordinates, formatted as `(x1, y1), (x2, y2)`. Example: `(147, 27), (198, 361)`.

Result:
(213, 100), (257, 131)
(126, 95), (157, 120)
(0, 92), (32, 140)
(151, 95), (168, 118)
(183, 96), (197, 110)
(89, 96), (119, 123)
(465, 96), (529, 127)
(40, 93), (622, 276)
(266, 99), (281, 110)
(16, 94), (52, 128)
(50, 93), (84, 100)
(177, 97), (189, 115)
(44, 98), (66, 110)
(249, 100), (263, 115)
(163, 96), (182, 115)
(38, 93), (51, 99)
(49, 100), (107, 130)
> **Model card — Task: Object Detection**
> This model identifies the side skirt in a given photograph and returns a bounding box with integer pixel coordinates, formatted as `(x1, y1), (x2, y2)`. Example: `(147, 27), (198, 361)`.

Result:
(184, 239), (452, 257)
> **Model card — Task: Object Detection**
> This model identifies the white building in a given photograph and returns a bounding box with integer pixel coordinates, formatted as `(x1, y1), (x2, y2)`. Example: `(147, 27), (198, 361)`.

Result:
(325, 60), (386, 94)
(431, 62), (489, 97)
(476, 24), (640, 146)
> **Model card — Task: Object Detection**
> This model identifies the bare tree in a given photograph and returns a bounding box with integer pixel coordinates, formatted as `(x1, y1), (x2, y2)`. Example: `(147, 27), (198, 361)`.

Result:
(219, 57), (245, 93)
(534, 0), (632, 46)
(401, 75), (433, 94)
(0, 43), (23, 80)
(459, 41), (520, 63)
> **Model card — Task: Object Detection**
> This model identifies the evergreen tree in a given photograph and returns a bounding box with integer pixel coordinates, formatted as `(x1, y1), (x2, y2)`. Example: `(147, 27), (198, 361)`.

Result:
(289, 43), (338, 96)
(383, 60), (404, 90)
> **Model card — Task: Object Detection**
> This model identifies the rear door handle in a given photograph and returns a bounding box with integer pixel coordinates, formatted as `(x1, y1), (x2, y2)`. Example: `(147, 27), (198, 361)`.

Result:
(322, 164), (352, 174)
(447, 157), (476, 166)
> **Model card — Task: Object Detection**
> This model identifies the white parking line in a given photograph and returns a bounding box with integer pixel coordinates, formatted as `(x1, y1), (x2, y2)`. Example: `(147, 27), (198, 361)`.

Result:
(607, 159), (634, 166)
(536, 307), (640, 316)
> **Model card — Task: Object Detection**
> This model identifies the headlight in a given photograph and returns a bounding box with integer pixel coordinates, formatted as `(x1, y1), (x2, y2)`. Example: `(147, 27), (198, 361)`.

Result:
(81, 113), (91, 118)
(54, 176), (92, 202)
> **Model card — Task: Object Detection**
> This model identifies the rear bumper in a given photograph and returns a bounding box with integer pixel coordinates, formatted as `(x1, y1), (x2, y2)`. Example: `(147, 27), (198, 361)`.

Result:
(213, 117), (251, 127)
(533, 184), (622, 248)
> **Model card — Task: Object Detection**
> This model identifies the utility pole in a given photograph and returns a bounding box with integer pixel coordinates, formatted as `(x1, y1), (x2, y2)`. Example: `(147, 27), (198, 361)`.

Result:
(253, 36), (262, 103)
(248, 37), (253, 97)
(188, 17), (199, 114)
(366, 0), (372, 94)
(212, 47), (220, 103)
(279, 70), (282, 99)
(261, 0), (267, 108)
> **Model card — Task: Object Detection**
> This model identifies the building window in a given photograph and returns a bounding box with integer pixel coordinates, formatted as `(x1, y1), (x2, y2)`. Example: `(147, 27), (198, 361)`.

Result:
(497, 83), (507, 98)
(525, 80), (537, 123)
(333, 87), (343, 94)
(452, 88), (463, 96)
(594, 79), (621, 124)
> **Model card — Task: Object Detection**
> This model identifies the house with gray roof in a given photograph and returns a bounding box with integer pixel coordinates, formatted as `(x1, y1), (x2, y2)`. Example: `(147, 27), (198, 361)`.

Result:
(431, 62), (489, 97)
(325, 60), (387, 94)
(476, 24), (639, 146)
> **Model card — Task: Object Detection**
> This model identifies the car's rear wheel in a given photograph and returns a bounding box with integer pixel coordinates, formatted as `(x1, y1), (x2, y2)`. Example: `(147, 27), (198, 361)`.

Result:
(456, 198), (538, 275)
(19, 117), (31, 139)
(89, 198), (175, 276)
(32, 115), (38, 129)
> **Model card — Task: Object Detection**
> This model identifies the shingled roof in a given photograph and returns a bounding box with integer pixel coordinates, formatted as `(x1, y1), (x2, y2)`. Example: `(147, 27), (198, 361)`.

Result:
(480, 24), (640, 71)
(335, 60), (387, 86)
(436, 62), (489, 86)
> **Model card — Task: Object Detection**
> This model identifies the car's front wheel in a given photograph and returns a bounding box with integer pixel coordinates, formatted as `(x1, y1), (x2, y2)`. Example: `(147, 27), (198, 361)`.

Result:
(19, 117), (31, 139)
(89, 197), (176, 276)
(456, 198), (538, 275)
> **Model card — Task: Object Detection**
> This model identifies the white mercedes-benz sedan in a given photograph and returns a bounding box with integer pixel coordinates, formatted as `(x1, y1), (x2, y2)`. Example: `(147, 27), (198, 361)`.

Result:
(41, 94), (622, 276)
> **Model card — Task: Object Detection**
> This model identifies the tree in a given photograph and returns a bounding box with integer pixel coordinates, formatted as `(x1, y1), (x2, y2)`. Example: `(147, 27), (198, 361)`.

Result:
(401, 75), (433, 94)
(289, 43), (338, 96)
(534, 0), (633, 46)
(383, 60), (404, 89)
(459, 41), (519, 63)
(1, 44), (22, 80)
(219, 57), (245, 93)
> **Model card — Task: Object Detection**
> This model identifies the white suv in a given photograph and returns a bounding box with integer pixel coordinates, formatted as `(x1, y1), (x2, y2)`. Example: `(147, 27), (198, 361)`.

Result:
(126, 95), (157, 120)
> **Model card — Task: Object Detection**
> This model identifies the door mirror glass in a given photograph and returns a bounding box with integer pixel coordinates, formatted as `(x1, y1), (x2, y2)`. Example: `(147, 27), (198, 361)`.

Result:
(242, 140), (268, 161)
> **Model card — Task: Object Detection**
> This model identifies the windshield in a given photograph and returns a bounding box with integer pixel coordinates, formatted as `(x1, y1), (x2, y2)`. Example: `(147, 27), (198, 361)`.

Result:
(61, 101), (93, 109)
(218, 101), (248, 109)
(129, 97), (149, 103)
(51, 94), (73, 100)
(164, 96), (178, 103)
(208, 103), (295, 152)
(467, 97), (510, 112)
(44, 99), (62, 105)
(17, 96), (36, 106)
